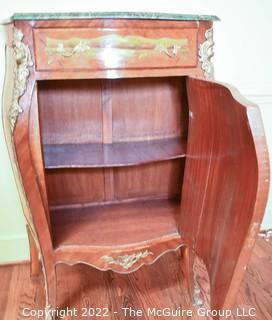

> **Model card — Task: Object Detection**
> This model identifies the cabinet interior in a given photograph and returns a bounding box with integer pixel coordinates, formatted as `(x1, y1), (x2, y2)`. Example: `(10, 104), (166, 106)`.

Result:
(37, 76), (188, 247)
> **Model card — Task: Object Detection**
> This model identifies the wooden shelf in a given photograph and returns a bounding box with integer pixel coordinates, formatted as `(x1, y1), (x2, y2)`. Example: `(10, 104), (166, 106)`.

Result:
(44, 137), (186, 169)
(51, 199), (180, 248)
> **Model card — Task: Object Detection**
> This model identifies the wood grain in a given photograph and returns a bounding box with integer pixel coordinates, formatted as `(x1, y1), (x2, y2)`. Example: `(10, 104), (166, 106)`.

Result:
(111, 77), (187, 142)
(113, 160), (184, 201)
(0, 238), (271, 320)
(43, 138), (186, 168)
(51, 199), (180, 247)
(33, 26), (198, 71)
(26, 226), (40, 278)
(180, 77), (270, 313)
(3, 16), (268, 317)
(39, 76), (187, 211)
(45, 168), (105, 206)
(38, 80), (103, 145)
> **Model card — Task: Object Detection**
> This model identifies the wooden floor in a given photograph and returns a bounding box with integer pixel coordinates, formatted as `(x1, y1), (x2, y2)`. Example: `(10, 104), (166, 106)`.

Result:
(0, 238), (271, 320)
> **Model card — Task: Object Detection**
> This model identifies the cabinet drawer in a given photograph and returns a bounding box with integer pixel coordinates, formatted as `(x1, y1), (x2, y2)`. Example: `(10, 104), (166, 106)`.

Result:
(33, 27), (198, 71)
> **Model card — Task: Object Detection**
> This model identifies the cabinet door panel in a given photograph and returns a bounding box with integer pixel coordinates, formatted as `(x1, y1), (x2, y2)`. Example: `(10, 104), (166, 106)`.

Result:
(181, 77), (269, 310)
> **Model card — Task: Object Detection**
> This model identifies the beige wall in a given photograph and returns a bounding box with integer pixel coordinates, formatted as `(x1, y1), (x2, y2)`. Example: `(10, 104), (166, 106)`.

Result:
(0, 0), (271, 262)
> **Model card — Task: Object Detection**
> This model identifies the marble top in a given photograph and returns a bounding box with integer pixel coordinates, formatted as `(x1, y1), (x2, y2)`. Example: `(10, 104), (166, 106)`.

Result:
(11, 11), (219, 21)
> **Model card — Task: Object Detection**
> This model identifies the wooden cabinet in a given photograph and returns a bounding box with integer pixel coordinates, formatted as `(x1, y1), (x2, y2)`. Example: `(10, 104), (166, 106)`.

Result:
(34, 25), (198, 71)
(2, 12), (269, 319)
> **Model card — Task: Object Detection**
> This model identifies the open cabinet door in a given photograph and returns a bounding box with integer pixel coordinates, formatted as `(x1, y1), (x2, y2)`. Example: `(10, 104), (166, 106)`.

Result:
(181, 77), (269, 313)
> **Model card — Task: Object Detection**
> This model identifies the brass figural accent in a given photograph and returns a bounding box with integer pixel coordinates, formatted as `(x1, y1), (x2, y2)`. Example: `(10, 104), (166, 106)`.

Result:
(154, 43), (182, 58)
(10, 28), (33, 132)
(4, 14), (269, 317)
(45, 34), (188, 63)
(198, 28), (214, 79)
(44, 304), (53, 320)
(192, 259), (204, 307)
(51, 40), (91, 58)
(102, 250), (153, 270)
(259, 229), (272, 241)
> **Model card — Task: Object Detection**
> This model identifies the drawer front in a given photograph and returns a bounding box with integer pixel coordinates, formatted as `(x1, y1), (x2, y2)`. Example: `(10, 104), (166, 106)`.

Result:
(33, 27), (198, 71)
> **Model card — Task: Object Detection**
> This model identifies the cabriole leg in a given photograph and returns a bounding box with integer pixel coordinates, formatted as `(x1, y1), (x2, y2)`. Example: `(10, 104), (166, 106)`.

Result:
(192, 258), (204, 307)
(181, 246), (204, 307)
(41, 261), (57, 320)
(26, 225), (40, 278)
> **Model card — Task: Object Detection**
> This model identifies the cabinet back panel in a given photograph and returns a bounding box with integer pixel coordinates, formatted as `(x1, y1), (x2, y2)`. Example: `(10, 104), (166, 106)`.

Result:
(45, 168), (105, 206)
(45, 159), (183, 207)
(38, 80), (103, 144)
(39, 77), (187, 208)
(38, 77), (188, 145)
(114, 159), (183, 201)
(111, 77), (187, 142)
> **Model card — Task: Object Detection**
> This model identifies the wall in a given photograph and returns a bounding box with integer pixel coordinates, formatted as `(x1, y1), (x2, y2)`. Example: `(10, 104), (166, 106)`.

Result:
(0, 0), (271, 262)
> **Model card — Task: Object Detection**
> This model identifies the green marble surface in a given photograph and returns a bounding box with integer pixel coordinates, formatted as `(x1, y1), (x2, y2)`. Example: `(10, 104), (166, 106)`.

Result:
(11, 11), (219, 22)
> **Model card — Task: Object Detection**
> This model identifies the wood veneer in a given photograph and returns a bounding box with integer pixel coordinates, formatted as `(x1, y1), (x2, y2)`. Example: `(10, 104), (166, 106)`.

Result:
(43, 138), (186, 168)
(2, 15), (269, 320)
(1, 238), (271, 320)
(39, 76), (186, 210)
(51, 199), (180, 247)
(33, 25), (198, 71)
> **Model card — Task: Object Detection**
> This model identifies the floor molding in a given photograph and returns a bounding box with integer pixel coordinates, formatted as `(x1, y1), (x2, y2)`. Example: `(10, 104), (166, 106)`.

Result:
(0, 259), (30, 266)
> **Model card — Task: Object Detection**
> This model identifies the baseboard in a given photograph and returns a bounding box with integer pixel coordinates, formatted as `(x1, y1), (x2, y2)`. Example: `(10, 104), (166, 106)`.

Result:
(0, 259), (30, 266)
(0, 234), (29, 263)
